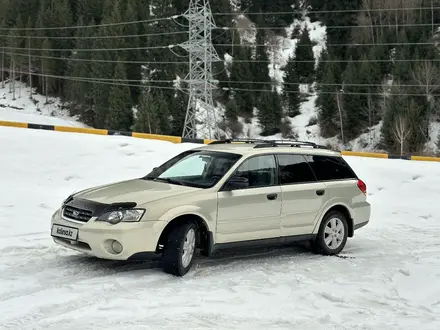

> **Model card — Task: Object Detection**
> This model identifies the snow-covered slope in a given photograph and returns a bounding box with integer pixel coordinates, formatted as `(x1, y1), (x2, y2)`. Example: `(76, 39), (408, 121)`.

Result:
(0, 82), (86, 127)
(1, 126), (439, 329)
(232, 14), (327, 142)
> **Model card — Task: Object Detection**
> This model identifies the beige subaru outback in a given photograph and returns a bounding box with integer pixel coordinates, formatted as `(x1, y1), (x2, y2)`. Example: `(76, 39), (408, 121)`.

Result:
(51, 139), (371, 276)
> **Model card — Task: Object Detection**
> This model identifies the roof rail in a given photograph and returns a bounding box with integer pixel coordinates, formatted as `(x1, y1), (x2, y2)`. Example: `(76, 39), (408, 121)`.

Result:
(208, 138), (331, 150)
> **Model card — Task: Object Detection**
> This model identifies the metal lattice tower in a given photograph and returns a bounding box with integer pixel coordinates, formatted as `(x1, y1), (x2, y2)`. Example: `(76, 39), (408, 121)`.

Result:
(180, 0), (221, 140)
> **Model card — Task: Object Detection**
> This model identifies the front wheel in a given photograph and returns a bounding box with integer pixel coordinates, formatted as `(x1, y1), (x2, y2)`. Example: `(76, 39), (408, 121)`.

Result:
(311, 211), (348, 255)
(163, 222), (197, 276)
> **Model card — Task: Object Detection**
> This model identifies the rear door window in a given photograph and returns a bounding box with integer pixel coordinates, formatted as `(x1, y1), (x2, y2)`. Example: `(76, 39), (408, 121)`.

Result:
(304, 155), (357, 181)
(276, 154), (317, 185)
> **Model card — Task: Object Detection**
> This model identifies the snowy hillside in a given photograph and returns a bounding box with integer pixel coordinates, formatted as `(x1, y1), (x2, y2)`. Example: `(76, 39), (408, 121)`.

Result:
(1, 126), (440, 329)
(0, 82), (86, 128)
(229, 14), (327, 142)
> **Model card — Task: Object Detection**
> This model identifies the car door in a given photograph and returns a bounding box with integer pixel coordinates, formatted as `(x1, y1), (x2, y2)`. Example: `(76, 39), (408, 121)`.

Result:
(277, 154), (328, 236)
(216, 154), (282, 244)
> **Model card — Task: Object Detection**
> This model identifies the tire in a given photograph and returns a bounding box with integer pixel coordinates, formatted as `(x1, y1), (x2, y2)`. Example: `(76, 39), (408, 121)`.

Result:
(163, 222), (197, 276)
(311, 211), (348, 255)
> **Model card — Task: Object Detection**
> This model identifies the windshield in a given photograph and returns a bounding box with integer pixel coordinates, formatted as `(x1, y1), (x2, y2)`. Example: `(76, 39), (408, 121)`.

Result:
(144, 151), (242, 189)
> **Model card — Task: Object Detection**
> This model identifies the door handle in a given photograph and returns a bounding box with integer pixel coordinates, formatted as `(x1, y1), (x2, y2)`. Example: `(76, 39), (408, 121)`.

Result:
(267, 193), (278, 201)
(316, 189), (325, 196)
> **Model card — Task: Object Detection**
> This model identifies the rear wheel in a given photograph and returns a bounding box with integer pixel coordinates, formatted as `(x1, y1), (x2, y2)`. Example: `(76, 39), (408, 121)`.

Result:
(311, 211), (348, 255)
(163, 222), (197, 276)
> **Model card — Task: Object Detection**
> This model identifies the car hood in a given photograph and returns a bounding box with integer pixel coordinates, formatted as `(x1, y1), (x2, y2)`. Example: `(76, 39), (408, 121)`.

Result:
(74, 179), (200, 205)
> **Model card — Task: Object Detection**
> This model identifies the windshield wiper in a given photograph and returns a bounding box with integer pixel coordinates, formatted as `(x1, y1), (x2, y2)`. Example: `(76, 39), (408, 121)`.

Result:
(154, 177), (186, 186)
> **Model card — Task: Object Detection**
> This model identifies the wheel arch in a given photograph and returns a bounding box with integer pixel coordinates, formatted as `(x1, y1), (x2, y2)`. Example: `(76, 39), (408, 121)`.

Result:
(156, 214), (212, 253)
(316, 204), (354, 238)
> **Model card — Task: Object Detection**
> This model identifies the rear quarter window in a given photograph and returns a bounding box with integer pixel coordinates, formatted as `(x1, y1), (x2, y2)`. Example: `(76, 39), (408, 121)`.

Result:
(304, 155), (357, 181)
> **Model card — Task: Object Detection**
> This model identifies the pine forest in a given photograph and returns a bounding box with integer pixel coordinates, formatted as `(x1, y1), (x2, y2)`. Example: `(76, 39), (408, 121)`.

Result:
(1, 0), (440, 155)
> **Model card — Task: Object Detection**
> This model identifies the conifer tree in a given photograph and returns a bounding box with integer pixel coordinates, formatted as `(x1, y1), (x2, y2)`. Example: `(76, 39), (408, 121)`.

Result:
(225, 99), (239, 123)
(253, 29), (271, 97)
(380, 86), (410, 153)
(90, 30), (113, 128)
(392, 31), (412, 83)
(103, 0), (125, 54)
(135, 90), (159, 134)
(295, 27), (315, 84)
(211, 0), (233, 55)
(341, 58), (363, 141)
(124, 1), (142, 102)
(107, 60), (133, 131)
(283, 53), (300, 117)
(169, 89), (189, 136)
(152, 90), (172, 135)
(0, 19), (6, 88)
(40, 38), (56, 99)
(258, 90), (282, 136)
(135, 88), (174, 136)
(230, 40), (255, 117)
(135, 0), (151, 48)
(65, 17), (95, 124)
(316, 57), (341, 138)
(74, 0), (102, 23)
(437, 133), (440, 155)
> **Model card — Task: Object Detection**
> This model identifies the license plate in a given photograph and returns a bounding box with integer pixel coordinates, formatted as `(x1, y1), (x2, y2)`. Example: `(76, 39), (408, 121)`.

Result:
(51, 224), (78, 241)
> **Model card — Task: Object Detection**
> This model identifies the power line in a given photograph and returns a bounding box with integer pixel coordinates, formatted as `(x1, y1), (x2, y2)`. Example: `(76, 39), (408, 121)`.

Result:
(4, 70), (438, 97)
(220, 86), (440, 97)
(4, 49), (440, 71)
(2, 40), (439, 59)
(4, 70), (183, 90)
(218, 22), (440, 31)
(0, 16), (181, 32)
(0, 31), (187, 40)
(1, 45), (177, 52)
(218, 80), (440, 89)
(2, 51), (189, 65)
(0, 6), (435, 33)
(213, 41), (440, 48)
(213, 6), (440, 15)
(3, 70), (176, 83)
(5, 68), (440, 88)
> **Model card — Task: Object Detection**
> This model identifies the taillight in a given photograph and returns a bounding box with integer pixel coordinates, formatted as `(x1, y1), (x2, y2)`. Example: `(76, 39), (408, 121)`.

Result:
(357, 179), (367, 195)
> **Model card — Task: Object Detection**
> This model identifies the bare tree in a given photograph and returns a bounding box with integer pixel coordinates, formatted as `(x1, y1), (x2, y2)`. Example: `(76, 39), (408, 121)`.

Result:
(361, 93), (377, 144)
(411, 61), (440, 100)
(411, 61), (440, 143)
(0, 52), (4, 89)
(336, 89), (345, 144)
(393, 113), (412, 156)
(28, 37), (32, 99)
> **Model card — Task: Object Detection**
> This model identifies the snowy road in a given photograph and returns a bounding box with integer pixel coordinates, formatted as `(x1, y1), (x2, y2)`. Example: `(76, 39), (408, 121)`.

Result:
(1, 127), (440, 330)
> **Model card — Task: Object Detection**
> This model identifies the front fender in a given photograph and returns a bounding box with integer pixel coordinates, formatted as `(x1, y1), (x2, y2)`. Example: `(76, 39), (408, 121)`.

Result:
(158, 205), (215, 231)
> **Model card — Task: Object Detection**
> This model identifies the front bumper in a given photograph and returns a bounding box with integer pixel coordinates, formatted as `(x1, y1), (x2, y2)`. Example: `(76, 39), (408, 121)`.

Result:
(50, 209), (166, 260)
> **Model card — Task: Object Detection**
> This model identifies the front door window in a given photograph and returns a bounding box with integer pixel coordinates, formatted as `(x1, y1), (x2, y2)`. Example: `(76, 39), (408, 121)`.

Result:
(233, 155), (277, 188)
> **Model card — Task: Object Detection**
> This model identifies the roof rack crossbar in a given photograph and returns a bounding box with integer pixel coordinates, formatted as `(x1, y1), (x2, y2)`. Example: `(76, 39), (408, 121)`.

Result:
(209, 139), (268, 145)
(253, 140), (329, 150)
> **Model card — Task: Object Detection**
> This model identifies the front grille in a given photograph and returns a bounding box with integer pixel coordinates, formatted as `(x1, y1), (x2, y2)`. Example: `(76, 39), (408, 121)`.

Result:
(63, 205), (93, 222)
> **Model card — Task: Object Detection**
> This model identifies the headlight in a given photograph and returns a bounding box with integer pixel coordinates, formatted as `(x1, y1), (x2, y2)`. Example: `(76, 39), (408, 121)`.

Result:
(96, 209), (145, 225)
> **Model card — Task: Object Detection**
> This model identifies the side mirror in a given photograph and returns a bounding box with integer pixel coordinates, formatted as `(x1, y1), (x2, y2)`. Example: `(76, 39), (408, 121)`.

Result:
(225, 176), (249, 191)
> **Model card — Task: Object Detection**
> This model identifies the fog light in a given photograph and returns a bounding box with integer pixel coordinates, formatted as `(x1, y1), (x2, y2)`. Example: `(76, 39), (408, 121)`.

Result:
(111, 240), (123, 254)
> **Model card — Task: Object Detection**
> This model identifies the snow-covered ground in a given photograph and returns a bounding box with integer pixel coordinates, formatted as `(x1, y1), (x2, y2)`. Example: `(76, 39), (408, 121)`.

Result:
(1, 126), (440, 329)
(0, 82), (86, 127)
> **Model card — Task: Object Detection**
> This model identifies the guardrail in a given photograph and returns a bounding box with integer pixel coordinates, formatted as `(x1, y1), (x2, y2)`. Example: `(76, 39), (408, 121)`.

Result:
(1, 119), (439, 162)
